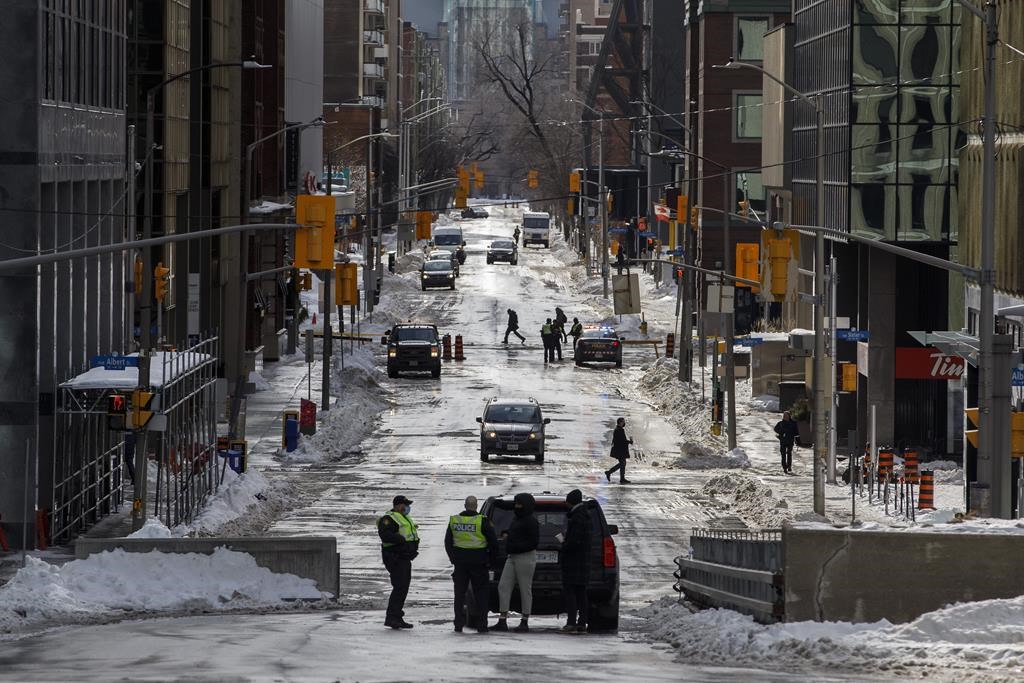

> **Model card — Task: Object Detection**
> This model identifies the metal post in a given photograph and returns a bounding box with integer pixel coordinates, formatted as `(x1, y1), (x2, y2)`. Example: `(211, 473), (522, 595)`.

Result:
(142, 92), (155, 353)
(126, 125), (136, 349)
(131, 352), (151, 532)
(680, 170), (697, 382)
(599, 115), (608, 298)
(870, 403), (877, 502)
(828, 254), (838, 484)
(812, 97), (827, 516)
(723, 173), (736, 450)
(21, 439), (30, 565)
(323, 266), (332, 411)
(364, 117), (375, 316)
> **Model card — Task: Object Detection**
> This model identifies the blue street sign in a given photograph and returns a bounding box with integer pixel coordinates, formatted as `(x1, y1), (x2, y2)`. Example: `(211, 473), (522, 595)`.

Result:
(837, 329), (870, 342)
(736, 337), (765, 347)
(1013, 367), (1024, 387)
(91, 355), (139, 371)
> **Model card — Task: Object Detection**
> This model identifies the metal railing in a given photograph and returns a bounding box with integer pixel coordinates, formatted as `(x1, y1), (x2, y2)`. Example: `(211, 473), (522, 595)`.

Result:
(674, 528), (785, 624)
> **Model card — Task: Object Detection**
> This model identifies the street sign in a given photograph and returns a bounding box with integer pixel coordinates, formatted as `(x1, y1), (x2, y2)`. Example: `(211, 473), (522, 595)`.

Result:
(1013, 367), (1024, 387)
(837, 329), (870, 342)
(735, 337), (765, 347)
(91, 355), (140, 371)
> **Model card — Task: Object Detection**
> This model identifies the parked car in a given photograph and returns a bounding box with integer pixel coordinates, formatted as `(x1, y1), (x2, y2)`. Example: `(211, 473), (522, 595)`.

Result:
(386, 324), (442, 378)
(428, 249), (459, 277)
(461, 207), (489, 219)
(475, 493), (620, 632)
(486, 239), (518, 265)
(421, 260), (456, 291)
(574, 326), (623, 368)
(476, 397), (550, 463)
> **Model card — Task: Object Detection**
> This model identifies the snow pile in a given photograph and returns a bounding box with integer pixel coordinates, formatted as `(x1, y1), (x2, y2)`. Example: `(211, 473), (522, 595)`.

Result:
(0, 548), (330, 635)
(922, 460), (964, 484)
(639, 595), (1024, 678)
(176, 468), (282, 537)
(621, 357), (717, 445)
(660, 442), (751, 470)
(248, 371), (272, 392)
(127, 517), (173, 539)
(282, 346), (389, 462)
(750, 394), (780, 412)
(702, 473), (793, 528)
(794, 513), (1024, 535)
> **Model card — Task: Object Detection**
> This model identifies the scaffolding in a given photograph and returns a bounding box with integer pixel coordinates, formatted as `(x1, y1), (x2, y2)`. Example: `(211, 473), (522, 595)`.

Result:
(54, 335), (222, 543)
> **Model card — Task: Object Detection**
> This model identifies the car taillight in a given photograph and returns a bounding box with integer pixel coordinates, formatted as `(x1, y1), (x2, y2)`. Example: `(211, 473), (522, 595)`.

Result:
(612, 341), (619, 347)
(603, 536), (616, 568)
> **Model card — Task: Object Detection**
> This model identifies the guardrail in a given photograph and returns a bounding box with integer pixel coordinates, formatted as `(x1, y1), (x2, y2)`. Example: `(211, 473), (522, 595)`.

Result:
(674, 528), (784, 624)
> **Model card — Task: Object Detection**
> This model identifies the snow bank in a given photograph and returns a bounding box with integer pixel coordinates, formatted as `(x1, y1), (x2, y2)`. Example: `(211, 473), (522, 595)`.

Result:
(657, 442), (751, 470)
(127, 517), (172, 539)
(702, 473), (793, 528)
(793, 513), (1024, 535)
(248, 371), (272, 392)
(176, 468), (278, 536)
(639, 595), (1024, 678)
(0, 548), (329, 636)
(750, 394), (780, 412)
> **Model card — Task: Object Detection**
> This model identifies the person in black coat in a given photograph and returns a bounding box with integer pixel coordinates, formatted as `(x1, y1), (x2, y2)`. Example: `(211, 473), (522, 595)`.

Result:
(377, 495), (420, 629)
(493, 493), (540, 632)
(604, 417), (633, 484)
(503, 308), (526, 344)
(444, 495), (499, 633)
(559, 489), (591, 633)
(774, 411), (799, 474)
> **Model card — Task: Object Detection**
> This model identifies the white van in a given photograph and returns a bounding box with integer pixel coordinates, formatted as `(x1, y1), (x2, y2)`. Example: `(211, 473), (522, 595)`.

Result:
(522, 211), (550, 248)
(432, 226), (464, 254)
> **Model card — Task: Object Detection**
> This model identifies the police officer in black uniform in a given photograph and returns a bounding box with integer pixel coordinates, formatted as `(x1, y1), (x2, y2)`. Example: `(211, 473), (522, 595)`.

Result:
(378, 494), (420, 629)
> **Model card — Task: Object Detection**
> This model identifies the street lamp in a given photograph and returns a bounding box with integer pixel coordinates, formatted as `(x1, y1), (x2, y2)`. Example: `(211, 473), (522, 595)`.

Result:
(715, 59), (827, 516)
(567, 97), (609, 299)
(401, 103), (450, 214)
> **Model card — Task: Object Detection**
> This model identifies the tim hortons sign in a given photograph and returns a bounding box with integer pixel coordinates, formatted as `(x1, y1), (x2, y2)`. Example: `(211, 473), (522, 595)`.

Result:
(895, 347), (966, 380)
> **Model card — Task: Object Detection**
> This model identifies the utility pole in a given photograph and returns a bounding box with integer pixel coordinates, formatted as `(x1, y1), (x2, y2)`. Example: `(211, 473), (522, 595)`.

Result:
(812, 93), (827, 516)
(599, 113), (608, 298)
(723, 172), (737, 450)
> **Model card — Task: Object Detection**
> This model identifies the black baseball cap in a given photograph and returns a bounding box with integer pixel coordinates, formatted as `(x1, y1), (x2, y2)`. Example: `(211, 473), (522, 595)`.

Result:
(393, 495), (414, 506)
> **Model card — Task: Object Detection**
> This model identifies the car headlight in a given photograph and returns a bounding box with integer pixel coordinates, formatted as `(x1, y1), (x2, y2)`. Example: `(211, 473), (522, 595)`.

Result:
(422, 274), (429, 279)
(529, 432), (537, 439)
(487, 431), (497, 439)
(430, 348), (439, 357)
(388, 349), (397, 358)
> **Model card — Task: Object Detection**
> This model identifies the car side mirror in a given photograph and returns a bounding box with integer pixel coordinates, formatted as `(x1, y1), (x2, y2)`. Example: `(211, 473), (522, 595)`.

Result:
(462, 241), (467, 246)
(619, 336), (626, 341)
(607, 524), (619, 536)
(476, 417), (483, 423)
(543, 418), (551, 424)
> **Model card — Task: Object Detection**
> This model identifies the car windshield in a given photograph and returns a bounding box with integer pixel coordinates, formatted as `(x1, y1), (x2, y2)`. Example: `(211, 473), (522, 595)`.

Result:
(582, 328), (616, 339)
(484, 404), (541, 423)
(423, 261), (450, 272)
(491, 241), (514, 249)
(392, 327), (436, 342)
(523, 217), (548, 229)
(434, 233), (461, 246)
(429, 252), (450, 260)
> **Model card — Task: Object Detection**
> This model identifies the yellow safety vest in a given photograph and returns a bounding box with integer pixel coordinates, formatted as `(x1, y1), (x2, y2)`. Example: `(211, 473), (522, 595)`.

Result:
(542, 324), (553, 335)
(381, 510), (419, 547)
(448, 514), (487, 549)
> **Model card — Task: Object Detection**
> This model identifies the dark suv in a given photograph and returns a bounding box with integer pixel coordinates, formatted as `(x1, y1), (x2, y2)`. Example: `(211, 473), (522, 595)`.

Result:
(476, 398), (550, 463)
(386, 324), (441, 378)
(477, 494), (620, 631)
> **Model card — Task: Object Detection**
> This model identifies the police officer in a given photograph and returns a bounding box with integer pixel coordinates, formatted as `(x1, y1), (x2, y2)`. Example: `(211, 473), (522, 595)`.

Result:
(444, 495), (499, 633)
(378, 495), (419, 629)
(541, 318), (555, 363)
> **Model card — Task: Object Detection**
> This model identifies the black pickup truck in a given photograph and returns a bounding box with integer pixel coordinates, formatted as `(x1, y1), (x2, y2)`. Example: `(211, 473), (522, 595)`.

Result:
(386, 324), (442, 378)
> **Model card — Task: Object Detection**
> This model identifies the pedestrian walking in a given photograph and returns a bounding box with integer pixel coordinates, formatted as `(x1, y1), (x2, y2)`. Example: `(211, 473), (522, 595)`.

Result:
(541, 318), (555, 363)
(492, 493), (539, 633)
(445, 495), (500, 633)
(774, 411), (798, 474)
(503, 308), (526, 344)
(559, 489), (591, 633)
(569, 317), (583, 349)
(604, 417), (633, 484)
(554, 307), (569, 343)
(377, 495), (420, 629)
(513, 226), (521, 245)
(640, 246), (649, 273)
(615, 248), (626, 275)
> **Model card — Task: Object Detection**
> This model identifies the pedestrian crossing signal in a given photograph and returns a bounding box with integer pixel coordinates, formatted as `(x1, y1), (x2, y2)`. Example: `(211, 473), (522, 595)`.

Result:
(107, 393), (127, 416)
(527, 170), (539, 189)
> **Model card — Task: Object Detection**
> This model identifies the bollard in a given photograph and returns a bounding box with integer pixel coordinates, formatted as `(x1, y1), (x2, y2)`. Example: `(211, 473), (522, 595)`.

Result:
(877, 448), (894, 482)
(35, 510), (49, 550)
(454, 335), (465, 361)
(666, 333), (675, 358)
(918, 471), (935, 509)
(904, 448), (920, 484)
(442, 334), (452, 361)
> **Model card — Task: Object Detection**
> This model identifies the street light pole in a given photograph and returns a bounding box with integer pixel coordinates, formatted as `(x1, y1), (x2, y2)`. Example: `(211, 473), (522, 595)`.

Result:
(599, 113), (608, 298)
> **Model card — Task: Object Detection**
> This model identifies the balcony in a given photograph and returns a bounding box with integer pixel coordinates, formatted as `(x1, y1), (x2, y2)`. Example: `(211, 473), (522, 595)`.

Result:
(363, 62), (385, 79)
(364, 0), (384, 14)
(363, 30), (384, 46)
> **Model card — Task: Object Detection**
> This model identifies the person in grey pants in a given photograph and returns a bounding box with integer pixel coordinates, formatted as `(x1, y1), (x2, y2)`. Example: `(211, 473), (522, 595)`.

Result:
(492, 493), (539, 632)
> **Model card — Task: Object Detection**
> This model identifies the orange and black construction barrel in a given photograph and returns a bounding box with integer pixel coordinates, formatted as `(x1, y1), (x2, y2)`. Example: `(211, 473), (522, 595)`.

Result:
(442, 334), (452, 361)
(918, 471), (935, 509)
(904, 448), (920, 484)
(454, 335), (465, 361)
(878, 448), (894, 482)
(666, 333), (675, 358)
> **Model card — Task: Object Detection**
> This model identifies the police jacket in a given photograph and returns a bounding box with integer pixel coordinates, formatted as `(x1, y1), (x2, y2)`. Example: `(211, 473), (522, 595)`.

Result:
(378, 510), (420, 561)
(444, 509), (499, 566)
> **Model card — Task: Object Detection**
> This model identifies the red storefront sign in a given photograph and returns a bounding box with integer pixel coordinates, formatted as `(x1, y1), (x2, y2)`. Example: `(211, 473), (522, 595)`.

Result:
(895, 347), (965, 380)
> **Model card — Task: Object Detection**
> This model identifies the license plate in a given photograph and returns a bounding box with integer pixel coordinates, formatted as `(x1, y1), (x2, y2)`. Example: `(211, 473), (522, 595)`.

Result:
(408, 361), (418, 366)
(536, 551), (557, 564)
(506, 443), (518, 451)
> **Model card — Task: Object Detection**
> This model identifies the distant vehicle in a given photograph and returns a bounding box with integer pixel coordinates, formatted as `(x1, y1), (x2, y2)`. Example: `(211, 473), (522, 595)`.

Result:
(476, 493), (620, 632)
(428, 249), (460, 277)
(461, 207), (489, 219)
(386, 324), (442, 379)
(421, 260), (456, 291)
(432, 226), (466, 264)
(521, 211), (550, 248)
(476, 397), (550, 463)
(486, 239), (518, 265)
(575, 326), (623, 368)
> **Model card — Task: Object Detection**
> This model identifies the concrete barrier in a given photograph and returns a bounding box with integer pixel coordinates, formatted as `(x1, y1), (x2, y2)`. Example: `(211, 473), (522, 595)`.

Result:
(75, 536), (340, 598)
(783, 526), (1024, 623)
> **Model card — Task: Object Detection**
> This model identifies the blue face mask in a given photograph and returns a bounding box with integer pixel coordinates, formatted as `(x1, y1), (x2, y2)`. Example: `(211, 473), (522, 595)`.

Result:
(404, 505), (412, 515)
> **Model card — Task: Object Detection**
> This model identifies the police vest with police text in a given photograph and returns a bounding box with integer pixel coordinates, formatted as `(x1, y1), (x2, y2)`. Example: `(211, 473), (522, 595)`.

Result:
(448, 514), (487, 549)
(382, 510), (419, 547)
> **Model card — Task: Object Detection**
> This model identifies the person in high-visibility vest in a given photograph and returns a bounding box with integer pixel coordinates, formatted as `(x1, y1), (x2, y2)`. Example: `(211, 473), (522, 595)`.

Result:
(377, 495), (420, 629)
(444, 495), (499, 633)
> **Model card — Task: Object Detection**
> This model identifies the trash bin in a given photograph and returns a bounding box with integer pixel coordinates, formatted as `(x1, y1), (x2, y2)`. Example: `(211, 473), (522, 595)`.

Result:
(388, 251), (396, 273)
(285, 416), (300, 452)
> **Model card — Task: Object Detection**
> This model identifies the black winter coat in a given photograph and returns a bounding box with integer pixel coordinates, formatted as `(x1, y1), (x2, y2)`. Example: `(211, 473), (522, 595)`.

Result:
(507, 310), (520, 330)
(560, 503), (591, 585)
(378, 512), (420, 562)
(610, 425), (631, 459)
(774, 418), (799, 445)
(505, 493), (539, 555)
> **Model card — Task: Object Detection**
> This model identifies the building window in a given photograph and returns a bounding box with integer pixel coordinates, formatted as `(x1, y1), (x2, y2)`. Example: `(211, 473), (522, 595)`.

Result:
(736, 17), (769, 61)
(735, 93), (762, 139)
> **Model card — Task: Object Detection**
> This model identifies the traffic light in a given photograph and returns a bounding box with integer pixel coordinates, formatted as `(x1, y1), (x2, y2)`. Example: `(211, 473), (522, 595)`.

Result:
(677, 194), (688, 221)
(527, 170), (539, 189)
(132, 389), (156, 429)
(567, 198), (575, 215)
(965, 407), (979, 449)
(107, 393), (128, 416)
(454, 188), (468, 209)
(738, 200), (750, 218)
(134, 257), (143, 296)
(690, 207), (699, 226)
(302, 272), (312, 290)
(606, 190), (613, 213)
(415, 211), (432, 240)
(569, 171), (581, 193)
(760, 227), (800, 303)
(334, 262), (359, 306)
(458, 166), (471, 194)
(1014, 412), (1024, 457)
(153, 262), (170, 303)
(294, 195), (337, 269)
(735, 243), (760, 294)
